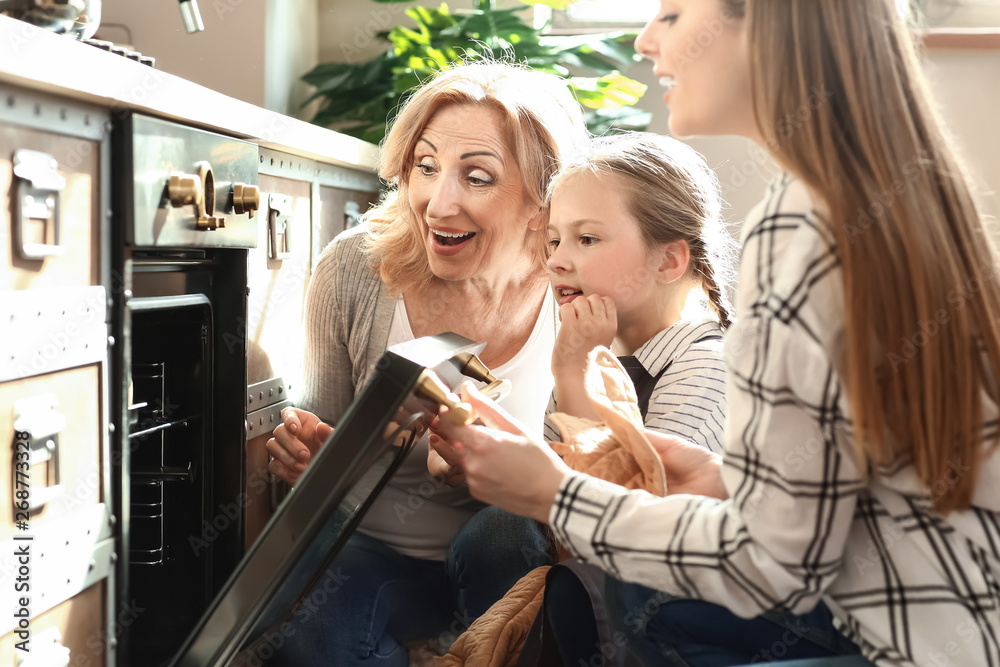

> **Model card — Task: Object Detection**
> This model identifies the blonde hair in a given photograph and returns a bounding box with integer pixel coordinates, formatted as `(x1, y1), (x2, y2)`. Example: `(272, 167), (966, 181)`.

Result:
(734, 0), (1000, 513)
(548, 132), (736, 330)
(362, 62), (589, 295)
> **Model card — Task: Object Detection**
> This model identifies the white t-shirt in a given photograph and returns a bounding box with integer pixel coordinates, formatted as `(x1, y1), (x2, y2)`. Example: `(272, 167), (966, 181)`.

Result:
(357, 294), (556, 560)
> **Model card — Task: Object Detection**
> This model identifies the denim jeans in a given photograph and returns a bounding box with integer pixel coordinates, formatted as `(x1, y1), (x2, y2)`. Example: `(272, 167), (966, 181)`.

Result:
(598, 579), (869, 666)
(267, 505), (554, 666)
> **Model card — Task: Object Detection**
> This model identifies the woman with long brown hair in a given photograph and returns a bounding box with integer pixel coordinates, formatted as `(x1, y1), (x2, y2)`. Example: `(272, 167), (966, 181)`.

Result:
(433, 0), (1000, 664)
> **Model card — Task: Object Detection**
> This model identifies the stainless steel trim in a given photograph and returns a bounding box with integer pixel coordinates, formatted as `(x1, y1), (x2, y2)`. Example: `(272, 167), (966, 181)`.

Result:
(0, 83), (111, 141)
(245, 399), (292, 441)
(0, 286), (108, 382)
(258, 146), (379, 191)
(127, 293), (211, 313)
(246, 376), (292, 412)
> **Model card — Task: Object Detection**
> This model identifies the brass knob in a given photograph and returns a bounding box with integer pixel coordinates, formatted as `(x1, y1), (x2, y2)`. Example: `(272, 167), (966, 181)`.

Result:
(453, 352), (498, 384)
(168, 174), (202, 207)
(414, 370), (473, 425)
(232, 183), (260, 218)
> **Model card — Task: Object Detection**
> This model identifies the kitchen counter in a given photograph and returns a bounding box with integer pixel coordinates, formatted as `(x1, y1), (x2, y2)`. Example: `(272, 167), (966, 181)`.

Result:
(0, 14), (379, 172)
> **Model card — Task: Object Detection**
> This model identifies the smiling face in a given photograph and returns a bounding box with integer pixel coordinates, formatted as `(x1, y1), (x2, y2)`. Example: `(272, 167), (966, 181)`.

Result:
(406, 104), (542, 285)
(634, 0), (756, 139)
(546, 171), (664, 324)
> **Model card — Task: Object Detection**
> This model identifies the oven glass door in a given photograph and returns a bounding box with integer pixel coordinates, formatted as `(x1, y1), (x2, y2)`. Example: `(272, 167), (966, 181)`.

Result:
(168, 349), (430, 667)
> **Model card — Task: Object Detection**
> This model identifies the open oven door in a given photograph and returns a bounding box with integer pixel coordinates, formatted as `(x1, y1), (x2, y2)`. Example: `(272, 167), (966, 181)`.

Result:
(167, 333), (487, 667)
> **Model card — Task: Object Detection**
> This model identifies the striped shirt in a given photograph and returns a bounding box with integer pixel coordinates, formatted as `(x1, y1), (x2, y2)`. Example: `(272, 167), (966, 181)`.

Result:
(549, 175), (1000, 666)
(543, 318), (727, 454)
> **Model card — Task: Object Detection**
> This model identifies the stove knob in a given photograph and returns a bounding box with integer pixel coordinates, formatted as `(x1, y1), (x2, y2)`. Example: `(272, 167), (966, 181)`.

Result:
(168, 173), (202, 207)
(232, 183), (260, 218)
(196, 215), (227, 231)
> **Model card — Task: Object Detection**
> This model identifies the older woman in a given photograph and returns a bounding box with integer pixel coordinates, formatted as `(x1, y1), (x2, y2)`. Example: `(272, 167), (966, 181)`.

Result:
(264, 62), (589, 665)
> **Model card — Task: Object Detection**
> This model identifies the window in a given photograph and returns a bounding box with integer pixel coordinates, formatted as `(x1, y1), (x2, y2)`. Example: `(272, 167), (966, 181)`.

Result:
(537, 0), (658, 33)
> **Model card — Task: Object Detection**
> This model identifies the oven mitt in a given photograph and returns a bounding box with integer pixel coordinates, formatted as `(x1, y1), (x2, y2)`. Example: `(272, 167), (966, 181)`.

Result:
(547, 346), (667, 496)
(435, 566), (550, 667)
(436, 347), (666, 667)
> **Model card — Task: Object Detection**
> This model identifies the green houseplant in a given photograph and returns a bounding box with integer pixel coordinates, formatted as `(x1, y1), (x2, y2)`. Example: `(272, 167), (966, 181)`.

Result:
(302, 0), (650, 144)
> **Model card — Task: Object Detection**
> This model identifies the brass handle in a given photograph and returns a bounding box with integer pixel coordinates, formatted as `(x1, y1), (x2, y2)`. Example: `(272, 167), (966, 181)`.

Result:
(481, 378), (511, 401)
(414, 370), (473, 425)
(167, 161), (225, 231)
(453, 351), (498, 384)
(232, 183), (261, 218)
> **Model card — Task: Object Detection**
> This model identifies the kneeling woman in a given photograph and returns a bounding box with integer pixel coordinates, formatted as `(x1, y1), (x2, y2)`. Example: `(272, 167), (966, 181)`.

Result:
(265, 62), (589, 665)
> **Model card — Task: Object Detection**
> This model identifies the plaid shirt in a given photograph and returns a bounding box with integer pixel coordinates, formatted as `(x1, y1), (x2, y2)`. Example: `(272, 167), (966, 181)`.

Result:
(543, 318), (728, 453)
(550, 175), (1000, 666)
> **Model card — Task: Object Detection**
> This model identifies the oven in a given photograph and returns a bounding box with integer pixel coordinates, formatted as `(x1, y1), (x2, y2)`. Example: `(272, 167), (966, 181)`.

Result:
(110, 113), (260, 666)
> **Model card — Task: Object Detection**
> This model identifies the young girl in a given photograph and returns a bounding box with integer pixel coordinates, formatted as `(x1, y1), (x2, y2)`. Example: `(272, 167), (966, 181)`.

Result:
(542, 132), (734, 455)
(534, 131), (739, 666)
(435, 1), (1000, 665)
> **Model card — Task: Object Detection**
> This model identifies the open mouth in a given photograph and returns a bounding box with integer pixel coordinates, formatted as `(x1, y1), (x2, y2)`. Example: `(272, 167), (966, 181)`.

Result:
(432, 229), (476, 247)
(554, 286), (584, 304)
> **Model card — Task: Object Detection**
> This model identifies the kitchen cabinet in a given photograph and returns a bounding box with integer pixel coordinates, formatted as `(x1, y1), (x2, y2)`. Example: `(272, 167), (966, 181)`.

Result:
(0, 15), (380, 666)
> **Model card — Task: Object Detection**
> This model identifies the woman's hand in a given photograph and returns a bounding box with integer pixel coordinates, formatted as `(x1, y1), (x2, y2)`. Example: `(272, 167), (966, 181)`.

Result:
(428, 433), (467, 487)
(265, 407), (334, 486)
(434, 384), (572, 523)
(645, 430), (729, 500)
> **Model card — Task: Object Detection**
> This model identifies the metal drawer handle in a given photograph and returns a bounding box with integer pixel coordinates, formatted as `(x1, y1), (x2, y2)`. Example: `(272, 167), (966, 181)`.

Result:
(14, 627), (70, 666)
(266, 193), (292, 260)
(12, 394), (66, 511)
(12, 149), (66, 260)
(345, 199), (361, 229)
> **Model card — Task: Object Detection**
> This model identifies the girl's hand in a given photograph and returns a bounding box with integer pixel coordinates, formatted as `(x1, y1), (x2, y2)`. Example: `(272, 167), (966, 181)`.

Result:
(435, 383), (572, 523)
(552, 294), (617, 377)
(428, 433), (467, 487)
(645, 430), (729, 500)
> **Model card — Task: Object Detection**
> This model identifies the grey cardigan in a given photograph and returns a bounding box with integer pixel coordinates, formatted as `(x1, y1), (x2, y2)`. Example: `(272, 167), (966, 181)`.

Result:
(299, 226), (396, 422)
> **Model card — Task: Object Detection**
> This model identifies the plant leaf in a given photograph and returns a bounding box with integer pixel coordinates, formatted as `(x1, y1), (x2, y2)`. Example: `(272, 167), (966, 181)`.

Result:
(305, 0), (647, 144)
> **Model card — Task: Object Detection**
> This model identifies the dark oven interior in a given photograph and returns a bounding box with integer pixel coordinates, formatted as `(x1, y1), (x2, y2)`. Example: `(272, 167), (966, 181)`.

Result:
(127, 287), (214, 663)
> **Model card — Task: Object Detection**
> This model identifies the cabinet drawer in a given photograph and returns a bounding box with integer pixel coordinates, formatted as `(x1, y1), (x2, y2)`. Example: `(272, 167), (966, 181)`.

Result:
(1, 364), (103, 541)
(0, 579), (107, 667)
(248, 175), (313, 388)
(0, 123), (100, 291)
